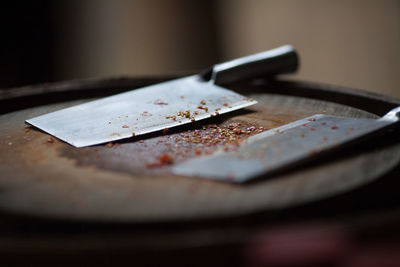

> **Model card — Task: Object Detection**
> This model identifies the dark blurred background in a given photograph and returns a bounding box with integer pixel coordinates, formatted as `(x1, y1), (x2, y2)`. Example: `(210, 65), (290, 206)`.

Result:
(1, 0), (399, 97)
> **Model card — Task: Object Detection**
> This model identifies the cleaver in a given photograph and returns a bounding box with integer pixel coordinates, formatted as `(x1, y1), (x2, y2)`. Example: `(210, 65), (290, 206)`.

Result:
(26, 45), (298, 147)
(172, 106), (400, 183)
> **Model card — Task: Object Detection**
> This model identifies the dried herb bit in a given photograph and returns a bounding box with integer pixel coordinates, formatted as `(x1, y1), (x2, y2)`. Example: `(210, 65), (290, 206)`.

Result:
(154, 99), (168, 105)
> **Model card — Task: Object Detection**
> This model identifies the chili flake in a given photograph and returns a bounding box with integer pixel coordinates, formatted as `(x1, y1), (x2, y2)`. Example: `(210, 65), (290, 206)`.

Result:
(159, 153), (174, 164)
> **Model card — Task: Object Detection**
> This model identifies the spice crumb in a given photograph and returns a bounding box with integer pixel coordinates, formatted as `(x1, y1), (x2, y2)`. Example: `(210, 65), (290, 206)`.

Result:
(154, 99), (168, 105)
(106, 142), (113, 147)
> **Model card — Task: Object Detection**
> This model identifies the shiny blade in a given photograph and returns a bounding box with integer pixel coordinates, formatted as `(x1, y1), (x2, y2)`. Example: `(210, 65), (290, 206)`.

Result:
(26, 75), (256, 147)
(172, 114), (396, 183)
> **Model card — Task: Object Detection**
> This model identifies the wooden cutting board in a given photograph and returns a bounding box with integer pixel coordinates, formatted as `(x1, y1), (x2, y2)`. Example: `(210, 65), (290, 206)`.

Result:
(0, 77), (399, 222)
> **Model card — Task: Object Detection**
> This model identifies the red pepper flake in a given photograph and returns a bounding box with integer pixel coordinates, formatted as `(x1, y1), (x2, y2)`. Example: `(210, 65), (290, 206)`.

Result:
(321, 122), (327, 126)
(154, 99), (168, 105)
(302, 123), (309, 127)
(194, 149), (202, 155)
(24, 129), (30, 133)
(331, 125), (339, 130)
(47, 137), (54, 143)
(223, 103), (229, 107)
(122, 125), (129, 128)
(310, 127), (317, 131)
(158, 153), (174, 164)
(200, 99), (206, 105)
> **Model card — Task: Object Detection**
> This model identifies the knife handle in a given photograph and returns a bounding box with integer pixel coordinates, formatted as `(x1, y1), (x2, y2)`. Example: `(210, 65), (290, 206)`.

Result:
(202, 45), (299, 85)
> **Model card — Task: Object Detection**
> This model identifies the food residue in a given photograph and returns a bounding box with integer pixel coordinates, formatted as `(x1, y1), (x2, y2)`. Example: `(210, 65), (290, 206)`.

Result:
(145, 122), (267, 168)
(197, 105), (208, 112)
(141, 111), (152, 116)
(122, 125), (129, 128)
(106, 142), (113, 148)
(154, 99), (168, 105)
(146, 153), (174, 167)
(47, 137), (54, 143)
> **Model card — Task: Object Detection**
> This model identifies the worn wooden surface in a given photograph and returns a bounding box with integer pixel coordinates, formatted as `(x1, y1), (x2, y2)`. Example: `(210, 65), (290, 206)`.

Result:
(1, 77), (399, 222)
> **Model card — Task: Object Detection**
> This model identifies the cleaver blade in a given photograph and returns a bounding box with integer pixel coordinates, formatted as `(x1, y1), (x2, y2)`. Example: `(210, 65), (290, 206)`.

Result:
(26, 45), (298, 147)
(172, 106), (400, 183)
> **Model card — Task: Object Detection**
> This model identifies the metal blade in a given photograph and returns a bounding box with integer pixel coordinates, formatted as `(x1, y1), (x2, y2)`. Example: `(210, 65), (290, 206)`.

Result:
(26, 75), (257, 147)
(172, 113), (396, 183)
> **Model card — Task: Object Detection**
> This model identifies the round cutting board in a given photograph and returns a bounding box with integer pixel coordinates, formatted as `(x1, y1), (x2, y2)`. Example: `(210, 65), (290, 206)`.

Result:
(0, 78), (399, 222)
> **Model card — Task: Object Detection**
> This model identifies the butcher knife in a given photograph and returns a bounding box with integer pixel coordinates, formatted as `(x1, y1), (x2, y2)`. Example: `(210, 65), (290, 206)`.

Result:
(172, 106), (400, 183)
(26, 45), (298, 147)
